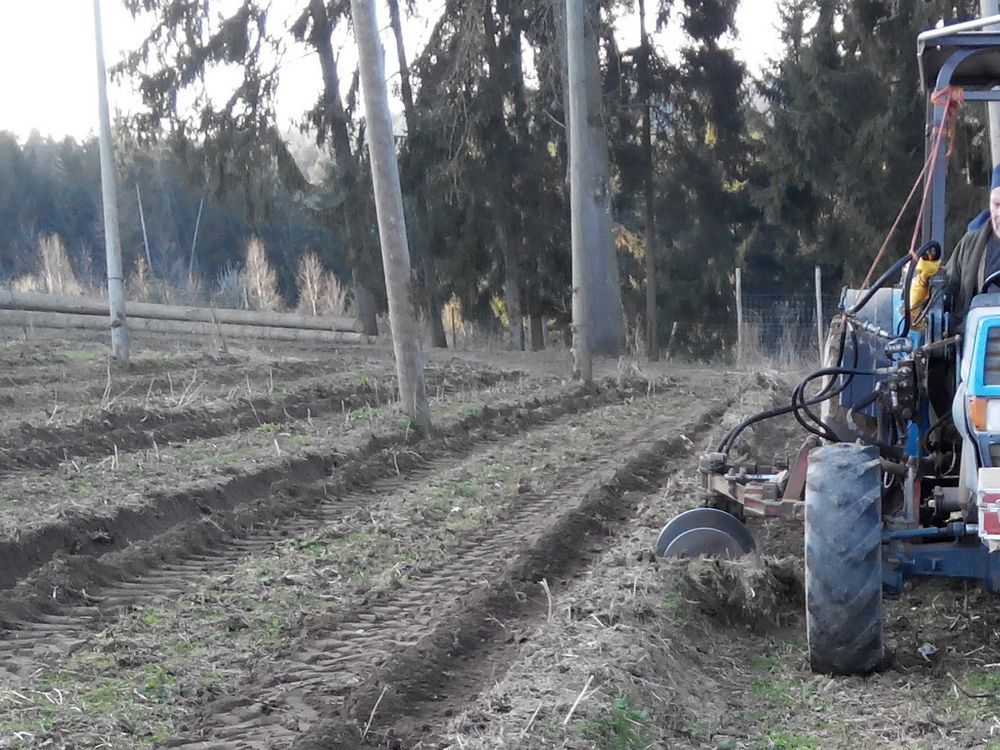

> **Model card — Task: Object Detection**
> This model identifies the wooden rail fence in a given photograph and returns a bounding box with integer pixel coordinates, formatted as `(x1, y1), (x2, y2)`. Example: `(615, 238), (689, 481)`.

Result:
(0, 291), (372, 345)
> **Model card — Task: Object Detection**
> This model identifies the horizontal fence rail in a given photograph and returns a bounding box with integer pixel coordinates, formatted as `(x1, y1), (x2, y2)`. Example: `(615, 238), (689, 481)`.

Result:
(0, 290), (372, 346)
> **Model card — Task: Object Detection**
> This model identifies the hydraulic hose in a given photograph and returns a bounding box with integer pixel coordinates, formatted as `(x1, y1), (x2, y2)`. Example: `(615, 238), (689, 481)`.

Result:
(791, 367), (881, 443)
(792, 322), (860, 439)
(717, 322), (862, 455)
(719, 319), (849, 453)
(720, 241), (942, 458)
(717, 365), (877, 455)
(848, 253), (911, 315)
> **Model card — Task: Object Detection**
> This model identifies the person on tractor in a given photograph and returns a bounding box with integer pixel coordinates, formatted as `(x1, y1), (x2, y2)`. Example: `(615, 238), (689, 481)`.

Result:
(945, 163), (1000, 325)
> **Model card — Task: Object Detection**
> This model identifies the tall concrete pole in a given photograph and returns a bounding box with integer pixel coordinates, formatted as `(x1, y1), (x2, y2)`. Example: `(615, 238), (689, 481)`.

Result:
(93, 0), (129, 362)
(350, 0), (430, 432)
(566, 0), (593, 383)
(984, 0), (1000, 166)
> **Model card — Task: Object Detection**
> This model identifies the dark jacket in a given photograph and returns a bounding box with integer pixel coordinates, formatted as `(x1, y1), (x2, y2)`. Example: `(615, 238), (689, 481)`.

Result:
(945, 220), (994, 325)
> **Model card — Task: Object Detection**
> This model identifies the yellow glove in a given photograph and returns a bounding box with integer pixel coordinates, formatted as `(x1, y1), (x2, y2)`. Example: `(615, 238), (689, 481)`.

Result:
(909, 258), (941, 330)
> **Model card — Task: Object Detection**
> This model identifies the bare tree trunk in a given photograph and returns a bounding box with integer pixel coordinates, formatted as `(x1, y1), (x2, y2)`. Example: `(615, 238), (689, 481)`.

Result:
(351, 0), (430, 432)
(527, 283), (545, 350)
(497, 223), (525, 351)
(581, 1), (623, 356)
(311, 0), (379, 337)
(554, 0), (623, 358)
(353, 280), (378, 335)
(387, 0), (447, 349)
(639, 0), (658, 361)
(566, 0), (592, 382)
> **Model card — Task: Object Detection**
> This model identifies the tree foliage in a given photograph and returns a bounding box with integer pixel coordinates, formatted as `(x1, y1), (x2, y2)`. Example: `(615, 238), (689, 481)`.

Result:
(6, 0), (995, 360)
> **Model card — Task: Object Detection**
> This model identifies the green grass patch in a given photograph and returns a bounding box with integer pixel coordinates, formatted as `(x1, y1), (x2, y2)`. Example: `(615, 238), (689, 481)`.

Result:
(579, 695), (650, 750)
(754, 732), (819, 750)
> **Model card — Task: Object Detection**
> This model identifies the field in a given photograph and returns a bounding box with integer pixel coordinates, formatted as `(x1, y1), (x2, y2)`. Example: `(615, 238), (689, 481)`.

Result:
(0, 333), (999, 750)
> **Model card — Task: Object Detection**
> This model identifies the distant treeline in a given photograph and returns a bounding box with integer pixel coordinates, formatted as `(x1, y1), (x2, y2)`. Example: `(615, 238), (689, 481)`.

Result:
(0, 131), (346, 306)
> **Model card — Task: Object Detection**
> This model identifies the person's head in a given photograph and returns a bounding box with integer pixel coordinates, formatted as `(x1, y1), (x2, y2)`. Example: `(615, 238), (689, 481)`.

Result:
(991, 164), (1000, 238)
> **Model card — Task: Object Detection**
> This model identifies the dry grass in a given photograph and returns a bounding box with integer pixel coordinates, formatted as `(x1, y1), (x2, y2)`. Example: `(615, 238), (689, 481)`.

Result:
(739, 313), (821, 372)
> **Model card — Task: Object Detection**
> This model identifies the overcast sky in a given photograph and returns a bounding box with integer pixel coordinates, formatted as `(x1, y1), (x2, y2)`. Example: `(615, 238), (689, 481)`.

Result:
(0, 0), (783, 143)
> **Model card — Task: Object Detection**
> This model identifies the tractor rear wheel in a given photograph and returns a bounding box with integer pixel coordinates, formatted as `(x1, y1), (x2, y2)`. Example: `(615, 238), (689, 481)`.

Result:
(805, 442), (883, 675)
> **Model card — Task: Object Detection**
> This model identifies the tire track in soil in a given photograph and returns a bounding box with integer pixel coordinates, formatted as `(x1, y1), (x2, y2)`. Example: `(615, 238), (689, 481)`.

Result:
(157, 398), (728, 750)
(0, 370), (529, 592)
(0, 381), (657, 678)
(0, 367), (517, 473)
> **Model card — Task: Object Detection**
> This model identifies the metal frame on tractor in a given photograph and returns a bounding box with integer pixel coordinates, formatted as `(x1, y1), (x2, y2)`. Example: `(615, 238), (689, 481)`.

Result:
(655, 15), (1000, 674)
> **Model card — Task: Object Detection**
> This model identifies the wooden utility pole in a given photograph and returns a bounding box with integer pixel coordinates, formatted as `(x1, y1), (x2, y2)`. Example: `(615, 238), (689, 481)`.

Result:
(566, 0), (593, 382)
(815, 266), (824, 363)
(638, 0), (658, 361)
(92, 0), (129, 362)
(735, 267), (744, 367)
(350, 0), (430, 432)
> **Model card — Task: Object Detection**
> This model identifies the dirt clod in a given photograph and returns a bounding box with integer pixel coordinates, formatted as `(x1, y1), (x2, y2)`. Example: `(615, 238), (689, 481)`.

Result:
(672, 554), (804, 630)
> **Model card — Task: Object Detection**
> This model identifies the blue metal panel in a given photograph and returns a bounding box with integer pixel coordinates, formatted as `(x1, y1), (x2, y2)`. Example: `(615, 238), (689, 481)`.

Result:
(839, 288), (894, 417)
(883, 540), (1000, 596)
(969, 319), (1000, 396)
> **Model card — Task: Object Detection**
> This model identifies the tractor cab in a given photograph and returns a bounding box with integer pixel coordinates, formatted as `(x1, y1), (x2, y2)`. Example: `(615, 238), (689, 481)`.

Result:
(656, 15), (1000, 676)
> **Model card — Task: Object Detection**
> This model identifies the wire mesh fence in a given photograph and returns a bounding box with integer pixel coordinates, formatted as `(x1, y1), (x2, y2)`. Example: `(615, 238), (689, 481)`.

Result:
(740, 292), (841, 366)
(659, 287), (843, 366)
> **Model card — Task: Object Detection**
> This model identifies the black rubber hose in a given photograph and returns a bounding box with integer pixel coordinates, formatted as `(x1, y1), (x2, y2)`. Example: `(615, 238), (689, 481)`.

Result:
(847, 254), (911, 315)
(718, 319), (858, 453)
(792, 367), (884, 443)
(899, 256), (918, 338)
(719, 363), (873, 454)
(793, 323), (860, 438)
(847, 241), (940, 319)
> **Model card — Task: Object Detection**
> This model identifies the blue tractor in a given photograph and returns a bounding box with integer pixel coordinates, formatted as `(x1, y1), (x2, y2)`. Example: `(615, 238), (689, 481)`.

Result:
(656, 16), (1000, 675)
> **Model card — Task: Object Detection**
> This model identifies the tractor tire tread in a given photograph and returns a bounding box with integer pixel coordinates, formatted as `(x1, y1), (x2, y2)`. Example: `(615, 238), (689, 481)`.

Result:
(805, 442), (883, 675)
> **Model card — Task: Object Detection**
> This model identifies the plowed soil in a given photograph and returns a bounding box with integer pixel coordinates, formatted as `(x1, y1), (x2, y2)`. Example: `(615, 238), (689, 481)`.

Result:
(0, 332), (734, 749)
(441, 371), (1000, 750)
(11, 334), (996, 750)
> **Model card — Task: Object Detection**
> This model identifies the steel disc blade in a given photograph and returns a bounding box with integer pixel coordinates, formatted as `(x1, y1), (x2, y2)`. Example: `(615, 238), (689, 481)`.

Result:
(662, 527), (746, 558)
(655, 507), (755, 557)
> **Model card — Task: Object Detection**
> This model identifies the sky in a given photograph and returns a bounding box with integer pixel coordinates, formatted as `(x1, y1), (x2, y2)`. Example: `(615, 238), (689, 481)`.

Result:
(0, 0), (783, 143)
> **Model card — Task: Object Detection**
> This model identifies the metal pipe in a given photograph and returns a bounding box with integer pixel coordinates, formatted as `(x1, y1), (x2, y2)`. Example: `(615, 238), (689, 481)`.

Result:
(880, 458), (909, 477)
(883, 522), (978, 541)
(917, 14), (1000, 44)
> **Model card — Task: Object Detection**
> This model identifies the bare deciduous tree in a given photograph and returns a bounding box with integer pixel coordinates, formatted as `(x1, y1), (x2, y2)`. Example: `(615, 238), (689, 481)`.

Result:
(38, 234), (83, 295)
(295, 250), (352, 317)
(241, 237), (284, 311)
(296, 251), (325, 316)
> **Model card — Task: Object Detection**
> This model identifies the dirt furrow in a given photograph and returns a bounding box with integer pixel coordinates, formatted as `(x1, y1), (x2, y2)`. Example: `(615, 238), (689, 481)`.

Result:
(158, 399), (726, 750)
(0, 382), (652, 674)
(0, 366), (517, 473)
(0, 369), (540, 591)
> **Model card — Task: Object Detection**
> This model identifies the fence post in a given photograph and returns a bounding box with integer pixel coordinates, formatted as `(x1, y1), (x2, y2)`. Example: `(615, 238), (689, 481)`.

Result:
(814, 265), (824, 364)
(735, 267), (743, 367)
